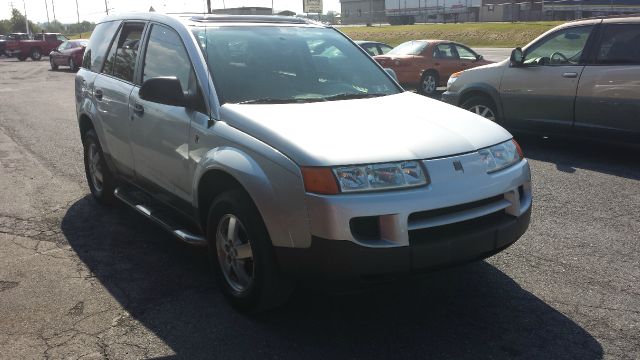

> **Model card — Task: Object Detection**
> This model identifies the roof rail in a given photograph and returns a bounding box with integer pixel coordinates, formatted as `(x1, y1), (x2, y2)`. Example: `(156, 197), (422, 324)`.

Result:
(568, 12), (640, 23)
(189, 15), (311, 24)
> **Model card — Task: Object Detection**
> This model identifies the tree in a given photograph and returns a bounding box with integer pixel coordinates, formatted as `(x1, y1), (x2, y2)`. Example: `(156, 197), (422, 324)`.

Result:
(0, 20), (11, 35)
(9, 8), (41, 34)
(45, 20), (65, 33)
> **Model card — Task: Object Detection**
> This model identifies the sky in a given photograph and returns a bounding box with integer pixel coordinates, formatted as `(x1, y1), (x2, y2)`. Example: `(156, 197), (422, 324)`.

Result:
(0, 0), (341, 24)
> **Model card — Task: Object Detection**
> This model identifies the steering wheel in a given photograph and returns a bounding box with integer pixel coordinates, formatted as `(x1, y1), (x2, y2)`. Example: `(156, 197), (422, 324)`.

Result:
(550, 52), (569, 64)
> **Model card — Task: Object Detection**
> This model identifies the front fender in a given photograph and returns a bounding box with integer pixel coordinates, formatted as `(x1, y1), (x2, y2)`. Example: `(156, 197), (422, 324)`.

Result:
(192, 146), (311, 248)
(459, 83), (504, 120)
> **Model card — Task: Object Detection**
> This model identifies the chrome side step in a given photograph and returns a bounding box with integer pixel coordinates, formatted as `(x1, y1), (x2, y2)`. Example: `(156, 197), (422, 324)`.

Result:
(114, 187), (207, 246)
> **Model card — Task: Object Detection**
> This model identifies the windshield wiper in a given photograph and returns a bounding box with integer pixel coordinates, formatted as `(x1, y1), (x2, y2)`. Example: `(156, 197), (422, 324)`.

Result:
(237, 98), (300, 104)
(321, 93), (387, 101)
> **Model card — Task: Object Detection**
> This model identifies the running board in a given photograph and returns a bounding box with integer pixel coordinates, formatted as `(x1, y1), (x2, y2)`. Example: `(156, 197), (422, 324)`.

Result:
(114, 187), (207, 246)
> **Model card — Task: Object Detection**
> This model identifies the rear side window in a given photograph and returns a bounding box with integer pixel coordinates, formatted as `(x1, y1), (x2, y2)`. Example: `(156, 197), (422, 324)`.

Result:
(596, 24), (640, 65)
(102, 22), (145, 83)
(82, 21), (121, 72)
(433, 44), (457, 59)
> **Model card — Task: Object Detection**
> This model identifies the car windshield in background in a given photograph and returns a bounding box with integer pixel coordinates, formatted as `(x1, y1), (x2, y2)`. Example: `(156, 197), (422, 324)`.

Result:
(192, 26), (400, 104)
(387, 40), (428, 55)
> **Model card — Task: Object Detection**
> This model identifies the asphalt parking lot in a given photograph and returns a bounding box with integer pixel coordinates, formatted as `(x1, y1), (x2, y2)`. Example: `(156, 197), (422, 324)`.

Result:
(0, 57), (638, 359)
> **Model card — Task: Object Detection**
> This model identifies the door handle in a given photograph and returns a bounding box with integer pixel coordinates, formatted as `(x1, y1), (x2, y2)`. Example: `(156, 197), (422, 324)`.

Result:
(562, 72), (578, 78)
(94, 89), (103, 101)
(133, 103), (144, 116)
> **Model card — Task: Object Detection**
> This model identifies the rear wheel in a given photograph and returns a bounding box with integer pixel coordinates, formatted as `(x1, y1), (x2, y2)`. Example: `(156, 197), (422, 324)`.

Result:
(207, 189), (292, 312)
(30, 48), (42, 61)
(83, 129), (116, 205)
(418, 71), (439, 96)
(462, 96), (498, 122)
(17, 55), (27, 61)
(50, 57), (58, 70)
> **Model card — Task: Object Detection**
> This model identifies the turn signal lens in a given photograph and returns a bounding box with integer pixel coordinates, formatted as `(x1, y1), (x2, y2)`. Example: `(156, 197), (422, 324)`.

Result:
(301, 167), (339, 195)
(513, 139), (524, 159)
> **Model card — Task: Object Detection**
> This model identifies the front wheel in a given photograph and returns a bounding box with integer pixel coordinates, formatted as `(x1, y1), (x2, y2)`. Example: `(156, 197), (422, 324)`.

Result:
(462, 96), (498, 122)
(50, 57), (58, 70)
(30, 48), (42, 61)
(418, 71), (439, 96)
(83, 129), (116, 205)
(207, 189), (292, 312)
(17, 55), (27, 61)
(69, 58), (78, 71)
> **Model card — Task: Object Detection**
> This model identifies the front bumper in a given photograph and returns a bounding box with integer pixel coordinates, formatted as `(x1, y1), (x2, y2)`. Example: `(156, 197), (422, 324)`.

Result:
(277, 155), (532, 283)
(277, 204), (531, 282)
(440, 91), (460, 106)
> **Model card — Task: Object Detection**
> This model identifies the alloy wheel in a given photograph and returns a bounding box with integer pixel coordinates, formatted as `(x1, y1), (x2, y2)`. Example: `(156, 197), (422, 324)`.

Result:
(421, 74), (437, 94)
(88, 143), (104, 192)
(215, 214), (255, 294)
(468, 105), (496, 122)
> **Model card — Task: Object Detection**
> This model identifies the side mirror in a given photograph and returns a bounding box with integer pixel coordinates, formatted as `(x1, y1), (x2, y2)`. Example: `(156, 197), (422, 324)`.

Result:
(139, 77), (186, 107)
(384, 68), (398, 82)
(510, 47), (524, 66)
(476, 54), (484, 61)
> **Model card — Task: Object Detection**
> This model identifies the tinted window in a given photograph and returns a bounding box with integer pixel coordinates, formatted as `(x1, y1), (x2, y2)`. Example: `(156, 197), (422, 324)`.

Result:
(57, 41), (68, 51)
(433, 44), (457, 59)
(379, 44), (392, 54)
(524, 25), (593, 65)
(596, 24), (640, 64)
(57, 35), (68, 41)
(455, 45), (477, 60)
(82, 21), (121, 71)
(102, 23), (144, 83)
(142, 24), (192, 91)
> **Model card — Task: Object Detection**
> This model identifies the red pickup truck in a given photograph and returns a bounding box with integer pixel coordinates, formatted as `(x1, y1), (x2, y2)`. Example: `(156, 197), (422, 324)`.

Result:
(5, 33), (68, 61)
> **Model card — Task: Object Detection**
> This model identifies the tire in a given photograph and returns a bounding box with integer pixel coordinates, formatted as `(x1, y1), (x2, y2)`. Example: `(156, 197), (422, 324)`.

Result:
(69, 58), (78, 71)
(461, 95), (499, 123)
(30, 48), (42, 61)
(17, 55), (27, 61)
(83, 129), (116, 205)
(418, 71), (439, 96)
(50, 57), (58, 70)
(207, 189), (293, 312)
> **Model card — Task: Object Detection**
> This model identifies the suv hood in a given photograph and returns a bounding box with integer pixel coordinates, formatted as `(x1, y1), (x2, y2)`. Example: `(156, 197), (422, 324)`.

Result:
(221, 92), (511, 166)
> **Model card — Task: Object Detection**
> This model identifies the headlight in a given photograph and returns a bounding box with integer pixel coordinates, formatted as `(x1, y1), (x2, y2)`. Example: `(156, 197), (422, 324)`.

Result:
(447, 71), (462, 90)
(301, 161), (429, 194)
(478, 139), (524, 173)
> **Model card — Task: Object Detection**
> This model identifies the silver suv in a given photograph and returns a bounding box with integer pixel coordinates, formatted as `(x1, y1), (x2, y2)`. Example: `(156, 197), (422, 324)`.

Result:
(76, 13), (532, 311)
(443, 16), (640, 144)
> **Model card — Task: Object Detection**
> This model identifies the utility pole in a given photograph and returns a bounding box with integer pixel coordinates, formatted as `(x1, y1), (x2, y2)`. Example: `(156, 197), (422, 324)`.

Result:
(105, 0), (109, 15)
(22, 0), (29, 35)
(51, 0), (56, 20)
(75, 0), (80, 23)
(44, 0), (50, 25)
(206, 0), (211, 13)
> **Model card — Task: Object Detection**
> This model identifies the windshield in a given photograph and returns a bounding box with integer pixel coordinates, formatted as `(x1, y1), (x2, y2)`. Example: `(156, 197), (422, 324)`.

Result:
(192, 26), (400, 104)
(387, 40), (428, 55)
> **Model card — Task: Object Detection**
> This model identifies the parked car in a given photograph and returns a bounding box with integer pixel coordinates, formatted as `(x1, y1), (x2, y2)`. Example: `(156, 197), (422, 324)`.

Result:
(49, 39), (88, 71)
(76, 13), (531, 312)
(1, 33), (31, 57)
(443, 16), (640, 144)
(374, 40), (492, 96)
(5, 32), (67, 61)
(354, 40), (393, 56)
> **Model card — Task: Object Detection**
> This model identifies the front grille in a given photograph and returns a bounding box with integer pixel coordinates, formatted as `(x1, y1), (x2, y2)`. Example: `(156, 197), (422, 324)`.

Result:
(408, 195), (504, 224)
(409, 211), (513, 244)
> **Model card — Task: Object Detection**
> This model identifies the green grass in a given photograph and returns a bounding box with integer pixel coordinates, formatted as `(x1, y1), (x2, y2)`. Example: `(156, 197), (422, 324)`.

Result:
(339, 21), (564, 48)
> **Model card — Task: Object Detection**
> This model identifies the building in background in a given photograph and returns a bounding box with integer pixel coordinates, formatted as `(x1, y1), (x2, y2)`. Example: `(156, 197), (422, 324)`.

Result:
(543, 0), (640, 20)
(341, 0), (386, 25)
(480, 0), (541, 22)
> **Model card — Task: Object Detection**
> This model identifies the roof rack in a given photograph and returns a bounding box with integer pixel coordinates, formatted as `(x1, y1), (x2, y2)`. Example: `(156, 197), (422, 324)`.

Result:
(188, 15), (311, 24)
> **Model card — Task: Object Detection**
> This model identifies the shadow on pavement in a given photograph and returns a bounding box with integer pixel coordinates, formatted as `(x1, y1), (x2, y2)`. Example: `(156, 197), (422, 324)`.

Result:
(62, 195), (603, 359)
(516, 134), (640, 180)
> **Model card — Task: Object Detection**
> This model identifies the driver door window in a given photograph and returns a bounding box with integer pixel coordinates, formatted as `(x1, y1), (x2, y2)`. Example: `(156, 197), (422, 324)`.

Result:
(524, 26), (593, 66)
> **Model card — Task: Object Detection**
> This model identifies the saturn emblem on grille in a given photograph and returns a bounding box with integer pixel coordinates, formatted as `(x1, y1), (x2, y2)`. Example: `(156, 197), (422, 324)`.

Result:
(453, 160), (464, 172)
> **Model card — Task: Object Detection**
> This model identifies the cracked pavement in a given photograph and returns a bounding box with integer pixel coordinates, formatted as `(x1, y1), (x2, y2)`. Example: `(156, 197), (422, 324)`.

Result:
(0, 57), (638, 359)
